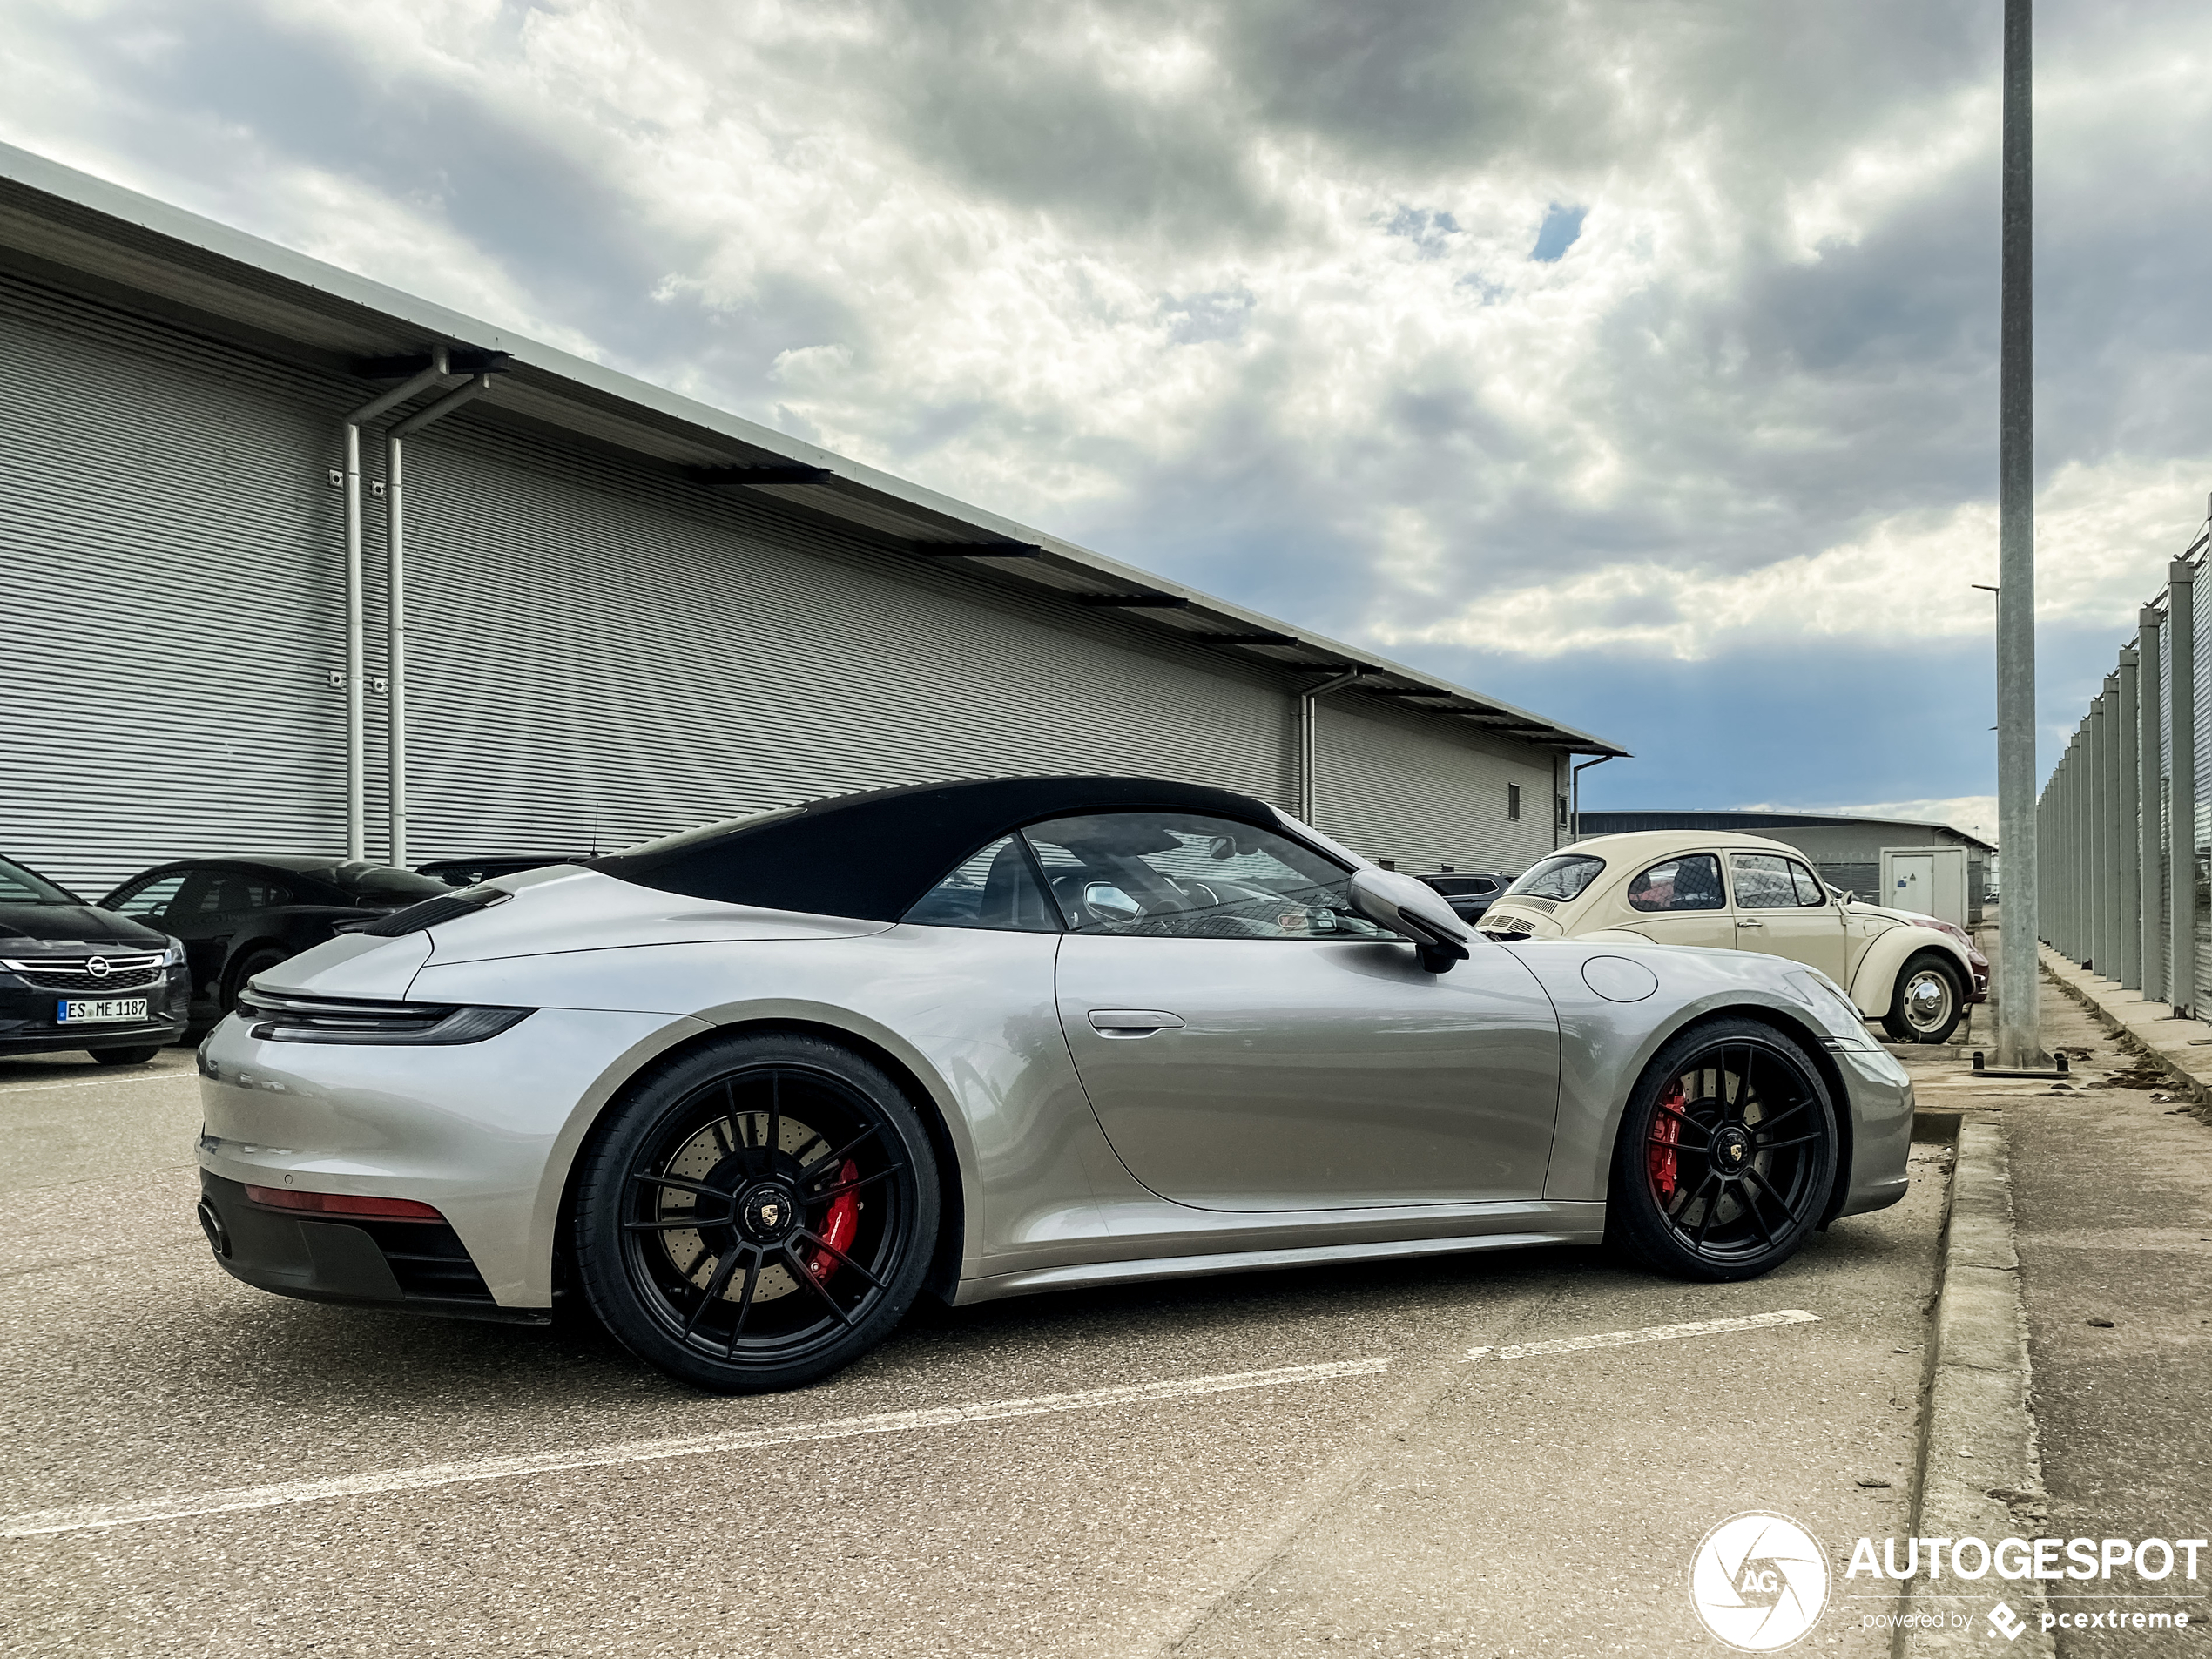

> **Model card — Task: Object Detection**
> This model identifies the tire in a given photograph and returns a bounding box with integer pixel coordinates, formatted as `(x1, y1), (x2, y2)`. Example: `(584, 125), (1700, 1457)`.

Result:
(221, 948), (292, 1016)
(1881, 953), (1963, 1044)
(91, 1046), (162, 1066)
(1607, 1017), (1839, 1282)
(572, 1031), (940, 1393)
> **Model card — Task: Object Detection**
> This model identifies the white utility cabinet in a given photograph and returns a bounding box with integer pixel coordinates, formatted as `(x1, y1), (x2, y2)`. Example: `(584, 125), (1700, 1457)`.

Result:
(1880, 845), (1967, 927)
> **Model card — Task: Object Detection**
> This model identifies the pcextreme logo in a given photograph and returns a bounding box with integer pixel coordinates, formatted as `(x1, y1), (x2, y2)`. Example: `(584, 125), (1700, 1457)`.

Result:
(1689, 1513), (1831, 1652)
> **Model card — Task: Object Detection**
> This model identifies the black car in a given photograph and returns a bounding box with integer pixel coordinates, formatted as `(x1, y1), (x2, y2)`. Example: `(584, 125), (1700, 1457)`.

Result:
(1419, 870), (1507, 923)
(98, 856), (457, 1028)
(0, 853), (188, 1064)
(414, 854), (586, 887)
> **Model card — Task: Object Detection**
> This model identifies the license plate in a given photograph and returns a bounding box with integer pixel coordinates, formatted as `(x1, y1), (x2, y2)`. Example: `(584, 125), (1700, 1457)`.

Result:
(57, 997), (149, 1024)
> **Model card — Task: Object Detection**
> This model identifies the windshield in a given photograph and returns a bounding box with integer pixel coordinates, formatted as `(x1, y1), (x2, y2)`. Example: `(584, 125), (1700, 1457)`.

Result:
(329, 860), (458, 900)
(0, 855), (78, 905)
(1504, 853), (1606, 903)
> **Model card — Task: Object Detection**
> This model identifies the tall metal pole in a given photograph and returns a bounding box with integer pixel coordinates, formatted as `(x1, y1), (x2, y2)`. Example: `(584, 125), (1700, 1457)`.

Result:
(1994, 0), (2044, 1063)
(2141, 607), (2166, 1001)
(2117, 647), (2141, 989)
(2168, 560), (2197, 1017)
(2101, 674), (2124, 976)
(2091, 696), (2110, 972)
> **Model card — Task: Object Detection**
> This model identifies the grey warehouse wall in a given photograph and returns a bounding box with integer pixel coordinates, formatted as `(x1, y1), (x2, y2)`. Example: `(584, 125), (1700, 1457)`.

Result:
(0, 267), (1569, 894)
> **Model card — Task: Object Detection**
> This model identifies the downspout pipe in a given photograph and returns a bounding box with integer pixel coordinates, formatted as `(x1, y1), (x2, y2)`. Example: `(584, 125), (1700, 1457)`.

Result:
(340, 355), (454, 860)
(1570, 754), (1613, 843)
(385, 368), (495, 867)
(1295, 670), (1364, 824)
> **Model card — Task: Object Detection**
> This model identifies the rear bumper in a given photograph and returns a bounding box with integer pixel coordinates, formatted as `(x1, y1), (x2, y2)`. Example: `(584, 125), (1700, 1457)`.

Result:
(196, 1172), (549, 1325)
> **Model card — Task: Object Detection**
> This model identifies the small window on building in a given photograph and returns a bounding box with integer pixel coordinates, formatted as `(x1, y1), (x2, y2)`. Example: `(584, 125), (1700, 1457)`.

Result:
(1555, 796), (1568, 828)
(1507, 785), (1522, 821)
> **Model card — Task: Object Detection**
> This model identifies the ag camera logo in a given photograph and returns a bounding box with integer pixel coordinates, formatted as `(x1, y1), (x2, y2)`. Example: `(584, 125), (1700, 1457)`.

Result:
(1689, 1512), (1831, 1651)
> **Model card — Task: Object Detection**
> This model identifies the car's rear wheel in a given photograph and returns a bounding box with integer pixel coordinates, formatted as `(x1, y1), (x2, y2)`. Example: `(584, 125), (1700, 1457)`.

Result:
(572, 1032), (939, 1393)
(221, 948), (291, 1017)
(91, 1046), (162, 1066)
(1881, 953), (1963, 1044)
(1607, 1019), (1838, 1282)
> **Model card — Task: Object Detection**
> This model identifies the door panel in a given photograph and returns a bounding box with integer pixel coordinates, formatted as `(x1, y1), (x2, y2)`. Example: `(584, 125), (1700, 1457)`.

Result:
(1055, 934), (1562, 1211)
(1616, 852), (1735, 949)
(1728, 853), (1850, 979)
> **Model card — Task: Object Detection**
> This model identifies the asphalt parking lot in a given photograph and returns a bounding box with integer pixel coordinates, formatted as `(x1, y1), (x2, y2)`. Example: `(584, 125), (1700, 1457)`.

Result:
(1, 1042), (1952, 1657)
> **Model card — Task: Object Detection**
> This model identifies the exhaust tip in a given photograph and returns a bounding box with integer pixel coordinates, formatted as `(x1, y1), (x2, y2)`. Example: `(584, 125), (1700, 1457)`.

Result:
(196, 1198), (231, 1258)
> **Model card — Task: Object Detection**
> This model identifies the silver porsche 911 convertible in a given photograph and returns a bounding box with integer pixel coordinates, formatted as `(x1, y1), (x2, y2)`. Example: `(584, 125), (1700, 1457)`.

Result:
(194, 776), (1913, 1393)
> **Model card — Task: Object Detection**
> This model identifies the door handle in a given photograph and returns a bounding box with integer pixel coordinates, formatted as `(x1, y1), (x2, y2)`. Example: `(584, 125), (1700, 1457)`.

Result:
(1736, 917), (1764, 928)
(1088, 1008), (1186, 1038)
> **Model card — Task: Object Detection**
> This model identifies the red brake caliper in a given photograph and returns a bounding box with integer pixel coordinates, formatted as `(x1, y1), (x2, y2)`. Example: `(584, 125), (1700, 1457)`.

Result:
(1649, 1080), (1683, 1202)
(806, 1160), (860, 1281)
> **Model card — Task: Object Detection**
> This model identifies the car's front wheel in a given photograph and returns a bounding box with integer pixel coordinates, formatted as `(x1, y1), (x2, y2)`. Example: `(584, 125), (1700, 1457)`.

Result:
(572, 1032), (940, 1393)
(1607, 1018), (1839, 1282)
(1882, 953), (1963, 1044)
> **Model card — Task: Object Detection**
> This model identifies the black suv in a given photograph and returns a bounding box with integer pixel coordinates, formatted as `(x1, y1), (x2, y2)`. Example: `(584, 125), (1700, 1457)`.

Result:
(0, 853), (188, 1065)
(99, 856), (457, 1029)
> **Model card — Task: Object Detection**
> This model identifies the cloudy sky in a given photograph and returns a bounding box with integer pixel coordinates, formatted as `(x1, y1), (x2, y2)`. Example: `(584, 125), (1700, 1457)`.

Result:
(8, 0), (2211, 838)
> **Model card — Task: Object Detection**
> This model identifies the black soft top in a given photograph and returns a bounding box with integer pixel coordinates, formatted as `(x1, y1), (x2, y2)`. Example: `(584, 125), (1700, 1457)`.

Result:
(590, 775), (1284, 921)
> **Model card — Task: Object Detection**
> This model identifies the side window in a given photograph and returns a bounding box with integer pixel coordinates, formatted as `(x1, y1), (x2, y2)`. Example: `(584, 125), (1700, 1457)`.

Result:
(1020, 813), (1392, 941)
(1730, 853), (1803, 910)
(1627, 853), (1725, 913)
(203, 872), (294, 914)
(902, 837), (1060, 934)
(1786, 860), (1831, 907)
(107, 872), (189, 920)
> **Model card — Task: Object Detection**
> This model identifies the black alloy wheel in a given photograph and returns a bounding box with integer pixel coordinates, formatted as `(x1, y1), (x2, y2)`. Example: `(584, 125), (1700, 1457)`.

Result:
(1882, 953), (1964, 1044)
(572, 1033), (939, 1393)
(1607, 1018), (1838, 1282)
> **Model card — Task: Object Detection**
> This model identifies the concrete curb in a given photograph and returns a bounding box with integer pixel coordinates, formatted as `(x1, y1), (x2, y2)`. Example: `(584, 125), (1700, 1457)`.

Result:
(2038, 947), (2212, 1123)
(1897, 1116), (2054, 1657)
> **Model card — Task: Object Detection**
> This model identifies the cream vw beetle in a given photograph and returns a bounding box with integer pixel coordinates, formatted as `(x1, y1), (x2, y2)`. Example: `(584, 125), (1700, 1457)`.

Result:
(1480, 831), (1985, 1044)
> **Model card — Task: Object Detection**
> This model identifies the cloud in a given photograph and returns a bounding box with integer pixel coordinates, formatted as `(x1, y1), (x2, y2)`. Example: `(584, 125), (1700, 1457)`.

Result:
(1740, 795), (2001, 845)
(2, 0), (2209, 812)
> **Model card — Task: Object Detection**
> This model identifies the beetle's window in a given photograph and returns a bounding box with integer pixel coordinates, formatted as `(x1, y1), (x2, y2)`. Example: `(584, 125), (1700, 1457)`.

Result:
(1503, 853), (1604, 902)
(901, 837), (1062, 933)
(1729, 853), (1806, 910)
(1627, 853), (1724, 912)
(1020, 813), (1390, 941)
(1786, 860), (1831, 907)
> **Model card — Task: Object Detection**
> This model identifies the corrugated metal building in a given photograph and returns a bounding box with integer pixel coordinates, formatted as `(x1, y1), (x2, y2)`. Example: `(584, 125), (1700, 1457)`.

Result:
(0, 144), (1622, 895)
(1576, 810), (1995, 922)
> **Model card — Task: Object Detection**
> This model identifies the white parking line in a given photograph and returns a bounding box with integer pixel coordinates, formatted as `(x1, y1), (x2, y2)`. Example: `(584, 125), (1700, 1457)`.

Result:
(1467, 1309), (1818, 1361)
(0, 1356), (1393, 1538)
(0, 1071), (198, 1094)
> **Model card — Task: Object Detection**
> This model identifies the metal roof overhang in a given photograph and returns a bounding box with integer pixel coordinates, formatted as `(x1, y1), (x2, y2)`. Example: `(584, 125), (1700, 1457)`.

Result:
(0, 141), (1626, 758)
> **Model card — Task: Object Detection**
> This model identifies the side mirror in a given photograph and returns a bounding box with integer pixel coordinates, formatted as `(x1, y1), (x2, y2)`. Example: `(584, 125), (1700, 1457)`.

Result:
(1082, 883), (1143, 923)
(1349, 868), (1473, 973)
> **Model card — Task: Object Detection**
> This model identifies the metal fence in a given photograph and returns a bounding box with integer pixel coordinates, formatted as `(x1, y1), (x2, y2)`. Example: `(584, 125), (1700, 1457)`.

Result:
(2040, 496), (2212, 1013)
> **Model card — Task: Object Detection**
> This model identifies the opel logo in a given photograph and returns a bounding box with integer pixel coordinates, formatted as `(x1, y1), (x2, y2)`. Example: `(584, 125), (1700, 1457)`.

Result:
(85, 955), (111, 980)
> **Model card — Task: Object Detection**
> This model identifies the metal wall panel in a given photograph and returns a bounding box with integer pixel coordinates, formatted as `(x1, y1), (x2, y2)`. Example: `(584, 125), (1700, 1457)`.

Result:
(0, 271), (370, 895)
(2, 268), (1576, 897)
(1312, 700), (1558, 875)
(393, 420), (1298, 859)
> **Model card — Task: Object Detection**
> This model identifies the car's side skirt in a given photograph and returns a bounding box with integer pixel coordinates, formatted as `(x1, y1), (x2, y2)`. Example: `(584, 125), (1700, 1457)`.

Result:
(949, 1211), (1607, 1305)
